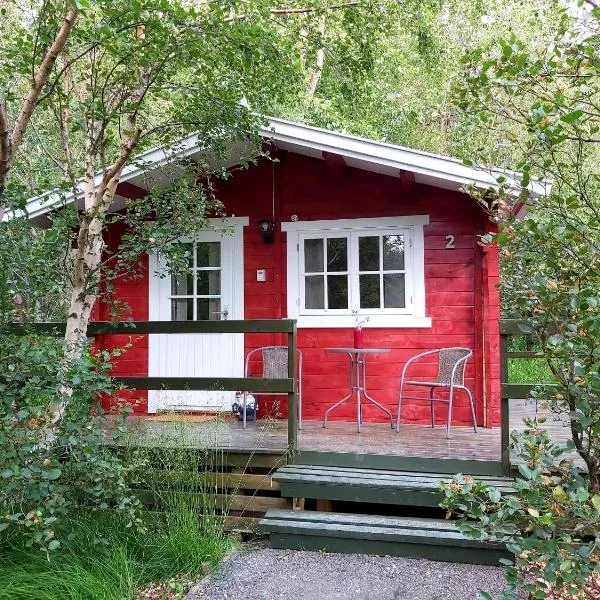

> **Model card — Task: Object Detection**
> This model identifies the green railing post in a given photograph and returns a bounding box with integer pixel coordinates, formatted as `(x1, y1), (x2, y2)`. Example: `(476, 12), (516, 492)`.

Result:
(287, 320), (298, 457)
(500, 332), (511, 476)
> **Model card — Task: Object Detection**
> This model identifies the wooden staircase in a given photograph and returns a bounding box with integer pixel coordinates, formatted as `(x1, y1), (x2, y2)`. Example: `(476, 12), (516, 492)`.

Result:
(258, 464), (514, 565)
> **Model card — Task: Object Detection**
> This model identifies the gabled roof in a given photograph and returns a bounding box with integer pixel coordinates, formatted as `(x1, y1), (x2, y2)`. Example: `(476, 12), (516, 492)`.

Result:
(18, 117), (550, 221)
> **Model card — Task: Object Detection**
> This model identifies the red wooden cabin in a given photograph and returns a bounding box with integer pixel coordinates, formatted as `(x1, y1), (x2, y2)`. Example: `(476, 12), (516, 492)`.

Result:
(27, 119), (526, 432)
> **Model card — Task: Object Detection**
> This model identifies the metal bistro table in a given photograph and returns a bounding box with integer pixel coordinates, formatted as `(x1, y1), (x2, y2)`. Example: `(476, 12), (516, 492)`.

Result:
(323, 348), (394, 433)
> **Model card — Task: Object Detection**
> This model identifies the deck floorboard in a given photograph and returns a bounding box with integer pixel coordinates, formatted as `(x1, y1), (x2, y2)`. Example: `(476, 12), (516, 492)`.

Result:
(102, 399), (579, 464)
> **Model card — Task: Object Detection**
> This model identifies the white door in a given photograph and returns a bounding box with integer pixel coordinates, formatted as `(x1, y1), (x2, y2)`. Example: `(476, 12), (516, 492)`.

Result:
(148, 219), (247, 413)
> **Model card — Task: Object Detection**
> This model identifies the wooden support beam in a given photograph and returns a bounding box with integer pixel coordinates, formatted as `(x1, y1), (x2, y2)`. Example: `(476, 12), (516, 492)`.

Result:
(399, 170), (415, 194)
(292, 497), (306, 511)
(116, 181), (148, 200)
(316, 498), (333, 512)
(322, 151), (348, 178)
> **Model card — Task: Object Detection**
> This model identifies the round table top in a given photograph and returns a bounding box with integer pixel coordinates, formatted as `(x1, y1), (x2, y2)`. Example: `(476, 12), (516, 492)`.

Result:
(325, 347), (390, 354)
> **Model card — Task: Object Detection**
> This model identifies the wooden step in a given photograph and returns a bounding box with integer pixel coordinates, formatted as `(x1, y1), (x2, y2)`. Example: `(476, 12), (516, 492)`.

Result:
(273, 464), (514, 507)
(259, 510), (511, 566)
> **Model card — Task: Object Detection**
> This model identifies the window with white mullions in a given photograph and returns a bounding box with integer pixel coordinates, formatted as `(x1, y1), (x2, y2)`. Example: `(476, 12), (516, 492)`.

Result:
(169, 241), (222, 320)
(284, 216), (430, 328)
(358, 234), (406, 310)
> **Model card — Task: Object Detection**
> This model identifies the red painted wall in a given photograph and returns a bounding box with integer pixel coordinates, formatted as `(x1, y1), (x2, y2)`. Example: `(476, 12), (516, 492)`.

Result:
(95, 222), (149, 414)
(98, 152), (501, 426)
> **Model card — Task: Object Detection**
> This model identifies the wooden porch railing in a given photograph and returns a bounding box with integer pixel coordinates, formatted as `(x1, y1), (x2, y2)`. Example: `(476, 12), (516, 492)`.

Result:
(5, 319), (299, 453)
(499, 319), (559, 476)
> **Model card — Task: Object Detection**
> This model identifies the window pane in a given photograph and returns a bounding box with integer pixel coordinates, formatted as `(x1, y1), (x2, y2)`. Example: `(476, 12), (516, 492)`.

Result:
(327, 275), (348, 309)
(305, 275), (324, 309)
(171, 273), (193, 295)
(359, 274), (380, 309)
(359, 236), (379, 271)
(384, 273), (405, 308)
(171, 298), (193, 321)
(197, 270), (221, 295)
(327, 238), (347, 272)
(196, 242), (220, 267)
(304, 238), (324, 273)
(383, 235), (405, 270)
(197, 298), (221, 320)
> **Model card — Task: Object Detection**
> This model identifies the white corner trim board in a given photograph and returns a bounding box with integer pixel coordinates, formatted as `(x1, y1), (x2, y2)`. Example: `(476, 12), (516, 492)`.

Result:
(283, 215), (432, 329)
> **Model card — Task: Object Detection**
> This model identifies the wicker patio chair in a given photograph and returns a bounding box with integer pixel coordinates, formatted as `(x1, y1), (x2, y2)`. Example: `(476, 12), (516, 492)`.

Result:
(242, 346), (303, 430)
(395, 347), (476, 438)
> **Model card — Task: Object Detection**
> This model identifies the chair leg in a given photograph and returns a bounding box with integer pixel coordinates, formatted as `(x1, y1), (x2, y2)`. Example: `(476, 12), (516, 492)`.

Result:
(446, 386), (454, 438)
(396, 386), (403, 433)
(465, 387), (477, 433)
(430, 387), (435, 428)
(298, 383), (302, 431)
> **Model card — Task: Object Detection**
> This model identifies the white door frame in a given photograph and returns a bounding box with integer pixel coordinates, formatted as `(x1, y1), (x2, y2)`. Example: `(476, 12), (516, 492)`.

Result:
(147, 217), (248, 413)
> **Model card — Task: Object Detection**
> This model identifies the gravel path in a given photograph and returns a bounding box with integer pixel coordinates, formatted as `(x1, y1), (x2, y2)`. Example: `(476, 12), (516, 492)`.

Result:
(186, 546), (507, 600)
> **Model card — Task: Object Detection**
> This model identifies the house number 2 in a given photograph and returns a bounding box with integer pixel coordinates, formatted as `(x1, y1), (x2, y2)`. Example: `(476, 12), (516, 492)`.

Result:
(445, 234), (455, 249)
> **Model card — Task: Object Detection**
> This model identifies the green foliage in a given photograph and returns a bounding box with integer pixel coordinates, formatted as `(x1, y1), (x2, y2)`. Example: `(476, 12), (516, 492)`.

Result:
(281, 0), (560, 159)
(0, 216), (72, 323)
(451, 6), (600, 596)
(442, 422), (600, 599)
(0, 507), (230, 600)
(455, 2), (600, 489)
(0, 334), (144, 551)
(508, 338), (554, 384)
(0, 431), (234, 598)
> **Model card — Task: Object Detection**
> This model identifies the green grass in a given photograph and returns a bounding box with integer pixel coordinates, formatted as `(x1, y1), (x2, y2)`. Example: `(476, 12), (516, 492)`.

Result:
(507, 337), (555, 384)
(508, 358), (555, 384)
(0, 435), (235, 600)
(0, 504), (232, 600)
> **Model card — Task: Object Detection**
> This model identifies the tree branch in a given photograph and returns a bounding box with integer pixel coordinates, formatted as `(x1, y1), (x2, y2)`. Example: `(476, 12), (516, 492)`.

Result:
(224, 2), (359, 22)
(0, 99), (10, 218)
(11, 4), (79, 159)
(306, 16), (326, 102)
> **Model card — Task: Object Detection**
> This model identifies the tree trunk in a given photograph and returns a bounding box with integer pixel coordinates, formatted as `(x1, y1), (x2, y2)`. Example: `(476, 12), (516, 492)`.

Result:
(0, 101), (9, 218)
(64, 215), (105, 360)
(306, 17), (326, 103)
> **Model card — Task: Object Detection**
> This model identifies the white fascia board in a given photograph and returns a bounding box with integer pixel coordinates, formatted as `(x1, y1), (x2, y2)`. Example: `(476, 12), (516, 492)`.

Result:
(16, 133), (202, 221)
(263, 118), (550, 197)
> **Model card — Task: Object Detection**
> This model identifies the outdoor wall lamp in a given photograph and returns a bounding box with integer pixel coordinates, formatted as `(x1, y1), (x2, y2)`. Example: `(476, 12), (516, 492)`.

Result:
(258, 219), (275, 243)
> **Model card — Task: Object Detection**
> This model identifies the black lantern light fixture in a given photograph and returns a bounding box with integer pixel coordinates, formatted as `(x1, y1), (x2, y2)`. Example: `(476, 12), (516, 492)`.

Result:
(258, 219), (275, 243)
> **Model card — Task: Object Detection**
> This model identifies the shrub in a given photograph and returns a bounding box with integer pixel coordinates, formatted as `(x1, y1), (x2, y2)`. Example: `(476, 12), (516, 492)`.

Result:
(442, 421), (600, 599)
(0, 334), (143, 552)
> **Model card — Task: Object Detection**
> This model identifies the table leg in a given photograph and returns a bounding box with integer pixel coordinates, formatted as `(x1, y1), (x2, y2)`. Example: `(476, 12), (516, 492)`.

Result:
(361, 354), (394, 428)
(356, 356), (362, 433)
(323, 352), (355, 428)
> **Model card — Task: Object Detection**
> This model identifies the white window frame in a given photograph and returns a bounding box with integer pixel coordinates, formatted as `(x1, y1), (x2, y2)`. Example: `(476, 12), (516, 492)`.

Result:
(282, 216), (431, 328)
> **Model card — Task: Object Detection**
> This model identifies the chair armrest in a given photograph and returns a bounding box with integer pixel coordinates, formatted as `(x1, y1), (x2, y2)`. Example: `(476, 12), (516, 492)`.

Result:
(400, 349), (441, 390)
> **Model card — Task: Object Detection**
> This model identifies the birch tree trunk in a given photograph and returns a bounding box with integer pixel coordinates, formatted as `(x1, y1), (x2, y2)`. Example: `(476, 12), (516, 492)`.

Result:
(63, 134), (141, 361)
(306, 17), (326, 103)
(54, 54), (148, 423)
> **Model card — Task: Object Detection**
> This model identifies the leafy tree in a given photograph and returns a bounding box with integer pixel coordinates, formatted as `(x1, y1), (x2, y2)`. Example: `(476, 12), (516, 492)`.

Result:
(454, 2), (600, 489)
(443, 422), (600, 600)
(279, 0), (561, 159)
(0, 0), (391, 546)
(444, 3), (600, 597)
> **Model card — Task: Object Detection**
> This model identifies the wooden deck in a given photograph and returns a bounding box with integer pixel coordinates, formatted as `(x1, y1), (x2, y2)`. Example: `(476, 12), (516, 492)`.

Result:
(104, 398), (578, 465)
